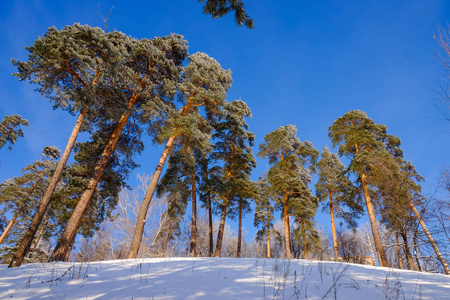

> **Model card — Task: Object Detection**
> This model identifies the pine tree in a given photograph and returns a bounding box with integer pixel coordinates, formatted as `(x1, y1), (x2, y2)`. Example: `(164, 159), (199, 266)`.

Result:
(212, 100), (255, 257)
(8, 24), (134, 267)
(47, 34), (188, 262)
(315, 147), (362, 261)
(198, 0), (254, 28)
(328, 110), (400, 267)
(0, 146), (60, 247)
(369, 150), (450, 274)
(258, 125), (318, 259)
(0, 115), (29, 151)
(254, 175), (275, 258)
(128, 52), (232, 259)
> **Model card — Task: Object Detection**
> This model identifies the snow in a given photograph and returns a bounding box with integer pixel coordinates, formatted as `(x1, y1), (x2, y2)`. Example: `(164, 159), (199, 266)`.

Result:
(1, 257), (449, 299)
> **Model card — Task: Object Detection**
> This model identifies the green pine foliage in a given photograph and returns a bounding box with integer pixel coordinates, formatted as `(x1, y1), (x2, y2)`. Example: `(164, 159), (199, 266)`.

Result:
(315, 147), (363, 228)
(198, 0), (254, 28)
(0, 115), (29, 150)
(258, 125), (318, 258)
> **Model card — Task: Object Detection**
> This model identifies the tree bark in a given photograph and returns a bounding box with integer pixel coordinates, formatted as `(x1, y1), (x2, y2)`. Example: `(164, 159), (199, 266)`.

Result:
(410, 202), (450, 275)
(266, 220), (271, 258)
(208, 191), (214, 257)
(283, 194), (292, 259)
(189, 171), (197, 257)
(237, 199), (242, 258)
(127, 136), (176, 259)
(50, 95), (139, 262)
(164, 223), (172, 256)
(0, 207), (22, 246)
(400, 229), (417, 271)
(127, 99), (194, 259)
(31, 224), (46, 250)
(360, 172), (388, 267)
(328, 182), (339, 261)
(214, 194), (229, 257)
(9, 106), (88, 267)
(396, 232), (403, 269)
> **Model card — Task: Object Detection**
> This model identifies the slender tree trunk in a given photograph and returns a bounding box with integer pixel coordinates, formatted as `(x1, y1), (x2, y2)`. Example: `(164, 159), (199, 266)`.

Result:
(413, 233), (423, 272)
(208, 192), (214, 257)
(31, 224), (46, 250)
(328, 184), (339, 261)
(283, 194), (292, 259)
(127, 136), (176, 259)
(0, 207), (22, 246)
(396, 232), (403, 269)
(9, 107), (88, 267)
(360, 172), (388, 267)
(127, 100), (194, 259)
(214, 194), (229, 257)
(400, 229), (417, 271)
(410, 202), (450, 275)
(266, 220), (271, 258)
(164, 223), (172, 256)
(50, 95), (139, 262)
(189, 172), (197, 257)
(237, 199), (242, 258)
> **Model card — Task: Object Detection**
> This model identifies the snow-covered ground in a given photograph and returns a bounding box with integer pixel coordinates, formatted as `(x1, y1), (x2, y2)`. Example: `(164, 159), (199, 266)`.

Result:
(1, 257), (449, 299)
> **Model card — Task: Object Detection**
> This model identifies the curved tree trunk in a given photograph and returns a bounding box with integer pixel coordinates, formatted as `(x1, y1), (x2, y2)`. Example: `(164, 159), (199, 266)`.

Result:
(127, 100), (194, 259)
(283, 194), (292, 259)
(214, 196), (229, 257)
(164, 223), (172, 256)
(127, 136), (176, 259)
(9, 106), (88, 267)
(237, 199), (242, 258)
(410, 202), (450, 275)
(361, 172), (388, 267)
(328, 184), (339, 261)
(50, 95), (139, 262)
(189, 172), (197, 257)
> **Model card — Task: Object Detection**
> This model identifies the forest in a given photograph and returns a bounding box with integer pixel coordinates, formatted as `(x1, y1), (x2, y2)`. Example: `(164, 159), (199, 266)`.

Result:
(1, 1), (450, 277)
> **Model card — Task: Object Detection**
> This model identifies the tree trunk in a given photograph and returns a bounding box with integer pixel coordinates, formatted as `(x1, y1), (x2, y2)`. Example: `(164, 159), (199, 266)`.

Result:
(328, 184), (339, 261)
(9, 106), (88, 267)
(413, 233), (423, 272)
(400, 229), (417, 271)
(410, 202), (450, 275)
(164, 223), (172, 256)
(189, 171), (197, 257)
(214, 194), (229, 257)
(31, 224), (46, 250)
(127, 136), (176, 259)
(127, 99), (195, 259)
(0, 207), (22, 246)
(208, 191), (214, 257)
(283, 194), (292, 259)
(360, 172), (388, 267)
(396, 232), (403, 269)
(266, 220), (271, 258)
(237, 199), (242, 258)
(50, 95), (139, 262)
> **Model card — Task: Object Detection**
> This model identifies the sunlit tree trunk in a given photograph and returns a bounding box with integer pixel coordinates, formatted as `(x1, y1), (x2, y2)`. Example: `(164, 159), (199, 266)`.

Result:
(410, 202), (450, 275)
(328, 183), (339, 261)
(9, 107), (88, 267)
(283, 194), (292, 259)
(208, 192), (214, 257)
(0, 207), (22, 246)
(214, 194), (229, 257)
(189, 172), (197, 257)
(50, 94), (139, 262)
(237, 199), (242, 258)
(266, 220), (271, 258)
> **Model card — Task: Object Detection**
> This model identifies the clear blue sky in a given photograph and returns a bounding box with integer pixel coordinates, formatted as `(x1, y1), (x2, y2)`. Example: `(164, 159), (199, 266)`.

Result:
(1, 0), (450, 240)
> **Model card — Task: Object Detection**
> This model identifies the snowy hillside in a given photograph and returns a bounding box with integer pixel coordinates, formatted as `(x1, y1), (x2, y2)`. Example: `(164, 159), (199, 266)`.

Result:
(1, 258), (449, 299)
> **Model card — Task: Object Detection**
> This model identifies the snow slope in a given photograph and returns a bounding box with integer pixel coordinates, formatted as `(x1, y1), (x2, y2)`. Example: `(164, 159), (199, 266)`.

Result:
(1, 257), (449, 299)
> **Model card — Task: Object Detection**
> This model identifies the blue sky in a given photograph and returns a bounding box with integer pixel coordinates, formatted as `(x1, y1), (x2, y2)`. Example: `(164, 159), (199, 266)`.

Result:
(1, 0), (450, 239)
